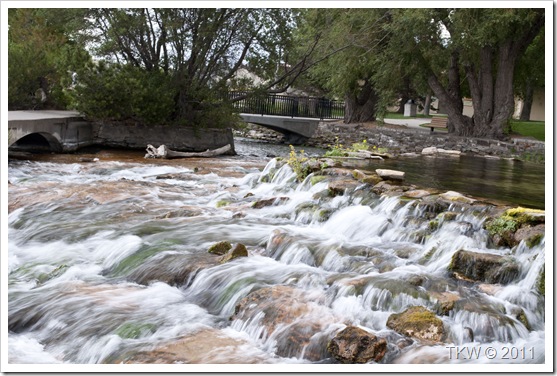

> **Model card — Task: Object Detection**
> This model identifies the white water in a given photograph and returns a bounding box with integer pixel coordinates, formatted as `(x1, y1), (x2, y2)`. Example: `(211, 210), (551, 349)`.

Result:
(7, 153), (545, 366)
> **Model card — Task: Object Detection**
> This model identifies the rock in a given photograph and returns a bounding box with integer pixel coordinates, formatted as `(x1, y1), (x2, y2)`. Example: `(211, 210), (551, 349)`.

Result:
(328, 179), (361, 196)
(375, 169), (405, 181)
(477, 283), (504, 296)
(403, 189), (431, 199)
(252, 196), (290, 209)
(430, 292), (461, 316)
(110, 329), (267, 364)
(352, 169), (383, 185)
(231, 286), (334, 360)
(439, 191), (476, 204)
(514, 224), (545, 248)
(448, 249), (520, 284)
(386, 306), (445, 343)
(208, 241), (232, 255)
(437, 149), (461, 156)
(127, 253), (219, 287)
(327, 326), (388, 364)
(219, 243), (248, 263)
(421, 146), (438, 155)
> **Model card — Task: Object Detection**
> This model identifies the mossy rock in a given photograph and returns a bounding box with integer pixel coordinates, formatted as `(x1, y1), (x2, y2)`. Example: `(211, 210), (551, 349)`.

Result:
(537, 265), (545, 296)
(208, 241), (232, 255)
(386, 306), (445, 343)
(310, 175), (328, 185)
(448, 249), (520, 284)
(219, 243), (248, 263)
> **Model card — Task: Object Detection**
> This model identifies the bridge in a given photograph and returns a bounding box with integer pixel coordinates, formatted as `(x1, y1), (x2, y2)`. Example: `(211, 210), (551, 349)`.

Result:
(8, 93), (344, 152)
(8, 110), (95, 152)
(230, 92), (344, 145)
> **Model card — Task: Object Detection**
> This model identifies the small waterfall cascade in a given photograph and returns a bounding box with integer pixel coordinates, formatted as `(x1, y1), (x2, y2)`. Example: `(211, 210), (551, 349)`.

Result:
(7, 154), (546, 366)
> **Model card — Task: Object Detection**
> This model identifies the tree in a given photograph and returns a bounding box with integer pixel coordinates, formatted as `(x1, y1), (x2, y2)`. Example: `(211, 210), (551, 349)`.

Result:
(8, 9), (90, 110)
(514, 28), (544, 120)
(296, 9), (389, 123)
(77, 8), (300, 127)
(382, 8), (544, 139)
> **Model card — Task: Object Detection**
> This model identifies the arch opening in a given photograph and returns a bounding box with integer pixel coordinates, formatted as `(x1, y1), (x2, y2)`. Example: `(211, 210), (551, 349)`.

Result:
(9, 132), (63, 152)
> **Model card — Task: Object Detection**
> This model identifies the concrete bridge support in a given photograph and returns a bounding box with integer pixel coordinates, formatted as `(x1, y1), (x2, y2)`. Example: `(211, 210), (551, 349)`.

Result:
(239, 114), (319, 145)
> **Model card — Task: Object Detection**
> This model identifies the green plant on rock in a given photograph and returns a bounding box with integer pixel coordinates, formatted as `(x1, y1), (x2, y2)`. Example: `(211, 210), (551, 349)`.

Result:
(485, 216), (519, 237)
(287, 145), (312, 182)
(324, 137), (348, 157)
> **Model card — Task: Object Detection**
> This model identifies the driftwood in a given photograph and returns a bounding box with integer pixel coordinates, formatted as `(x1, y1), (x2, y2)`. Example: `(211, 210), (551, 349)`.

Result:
(145, 144), (232, 159)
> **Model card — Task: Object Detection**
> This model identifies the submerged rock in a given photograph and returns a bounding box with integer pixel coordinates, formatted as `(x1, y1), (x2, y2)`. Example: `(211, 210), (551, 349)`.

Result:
(386, 306), (445, 343)
(231, 286), (335, 361)
(327, 326), (387, 364)
(127, 253), (219, 287)
(449, 249), (520, 284)
(110, 328), (267, 364)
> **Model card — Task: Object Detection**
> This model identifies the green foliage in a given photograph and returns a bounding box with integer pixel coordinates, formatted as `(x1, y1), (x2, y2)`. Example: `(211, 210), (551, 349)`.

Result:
(287, 145), (312, 182)
(71, 62), (175, 125)
(8, 9), (91, 110)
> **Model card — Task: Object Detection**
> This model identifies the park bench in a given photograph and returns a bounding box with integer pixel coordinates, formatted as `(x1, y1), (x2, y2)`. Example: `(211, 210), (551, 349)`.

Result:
(429, 116), (448, 132)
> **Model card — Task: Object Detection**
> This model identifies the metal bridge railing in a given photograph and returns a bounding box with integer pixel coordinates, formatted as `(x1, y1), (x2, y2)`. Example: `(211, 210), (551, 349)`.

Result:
(227, 91), (345, 120)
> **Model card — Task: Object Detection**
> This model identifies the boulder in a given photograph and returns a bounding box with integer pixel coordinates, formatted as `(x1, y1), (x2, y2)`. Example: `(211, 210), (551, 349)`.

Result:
(327, 326), (387, 364)
(386, 306), (445, 343)
(208, 241), (232, 255)
(219, 243), (248, 263)
(403, 189), (431, 199)
(448, 249), (520, 284)
(375, 169), (405, 181)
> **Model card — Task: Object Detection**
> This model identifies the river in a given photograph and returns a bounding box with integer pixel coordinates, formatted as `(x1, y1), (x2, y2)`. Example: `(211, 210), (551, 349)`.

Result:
(6, 139), (546, 370)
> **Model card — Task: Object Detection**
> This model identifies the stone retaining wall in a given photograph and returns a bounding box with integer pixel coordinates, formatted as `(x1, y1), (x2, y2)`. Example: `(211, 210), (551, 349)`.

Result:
(94, 122), (236, 154)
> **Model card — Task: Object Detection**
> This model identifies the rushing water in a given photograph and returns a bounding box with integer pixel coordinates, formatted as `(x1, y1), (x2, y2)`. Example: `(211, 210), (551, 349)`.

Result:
(6, 141), (546, 369)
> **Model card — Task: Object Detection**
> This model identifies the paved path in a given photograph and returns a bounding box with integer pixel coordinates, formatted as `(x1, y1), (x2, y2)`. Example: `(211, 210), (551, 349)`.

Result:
(9, 110), (82, 121)
(383, 118), (432, 132)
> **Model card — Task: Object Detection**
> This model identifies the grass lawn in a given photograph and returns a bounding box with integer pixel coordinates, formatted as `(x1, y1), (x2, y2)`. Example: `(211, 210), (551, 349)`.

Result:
(382, 112), (433, 120)
(510, 120), (545, 141)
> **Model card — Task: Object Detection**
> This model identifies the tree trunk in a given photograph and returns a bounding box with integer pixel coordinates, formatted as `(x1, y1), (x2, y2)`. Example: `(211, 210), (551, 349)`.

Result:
(519, 80), (534, 121)
(343, 80), (379, 123)
(423, 93), (432, 116)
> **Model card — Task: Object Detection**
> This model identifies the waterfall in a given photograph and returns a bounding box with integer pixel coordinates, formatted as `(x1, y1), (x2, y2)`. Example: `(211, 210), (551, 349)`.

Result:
(7, 153), (545, 367)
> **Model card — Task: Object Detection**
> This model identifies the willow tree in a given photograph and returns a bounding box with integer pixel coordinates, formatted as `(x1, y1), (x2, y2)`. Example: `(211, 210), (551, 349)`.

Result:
(383, 8), (544, 139)
(295, 9), (392, 123)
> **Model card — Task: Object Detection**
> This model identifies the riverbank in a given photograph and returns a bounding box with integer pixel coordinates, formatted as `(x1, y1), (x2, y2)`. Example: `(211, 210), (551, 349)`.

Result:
(235, 121), (545, 163)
